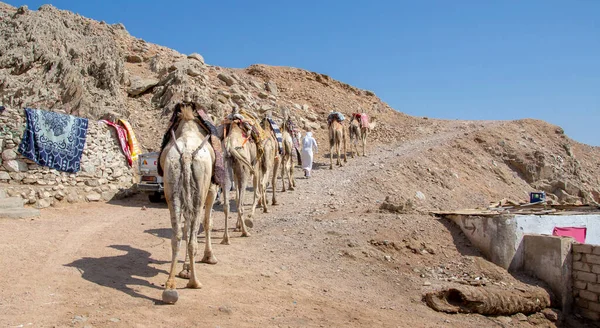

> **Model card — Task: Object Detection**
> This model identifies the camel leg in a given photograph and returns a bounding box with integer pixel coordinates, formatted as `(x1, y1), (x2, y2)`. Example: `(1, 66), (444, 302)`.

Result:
(362, 131), (367, 157)
(343, 132), (348, 163)
(330, 143), (334, 170)
(280, 157), (287, 192)
(185, 209), (202, 289)
(249, 168), (260, 218)
(261, 165), (270, 213)
(337, 141), (342, 166)
(238, 174), (251, 237)
(221, 182), (230, 245)
(287, 157), (295, 190)
(272, 156), (280, 205)
(162, 196), (182, 303)
(178, 237), (191, 279)
(201, 184), (218, 264)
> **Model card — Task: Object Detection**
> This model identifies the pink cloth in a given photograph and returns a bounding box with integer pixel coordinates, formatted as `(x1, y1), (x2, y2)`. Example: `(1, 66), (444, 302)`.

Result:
(100, 120), (133, 167)
(360, 113), (369, 128)
(552, 227), (587, 243)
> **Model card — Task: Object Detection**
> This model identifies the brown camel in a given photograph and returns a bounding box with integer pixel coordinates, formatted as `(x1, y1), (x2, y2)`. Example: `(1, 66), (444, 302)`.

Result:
(328, 119), (348, 169)
(349, 114), (377, 157)
(221, 119), (257, 244)
(159, 103), (218, 304)
(280, 119), (296, 191)
(258, 115), (281, 209)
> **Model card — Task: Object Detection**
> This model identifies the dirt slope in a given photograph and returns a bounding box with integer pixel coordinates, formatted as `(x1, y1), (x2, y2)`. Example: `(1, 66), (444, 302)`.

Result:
(1, 131), (583, 327)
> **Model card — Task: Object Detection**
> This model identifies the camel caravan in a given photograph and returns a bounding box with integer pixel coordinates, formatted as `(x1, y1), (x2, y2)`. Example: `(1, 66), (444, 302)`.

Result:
(157, 101), (374, 304)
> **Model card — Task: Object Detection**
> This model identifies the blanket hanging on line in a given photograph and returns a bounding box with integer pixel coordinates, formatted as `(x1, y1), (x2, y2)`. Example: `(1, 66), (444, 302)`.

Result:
(100, 120), (133, 167)
(18, 108), (89, 173)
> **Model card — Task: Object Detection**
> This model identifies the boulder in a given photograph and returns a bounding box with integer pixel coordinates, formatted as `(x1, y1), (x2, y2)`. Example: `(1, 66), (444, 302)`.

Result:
(86, 193), (102, 202)
(266, 81), (278, 96)
(125, 54), (143, 63)
(4, 160), (28, 172)
(217, 73), (235, 86)
(187, 53), (205, 64)
(2, 149), (17, 161)
(127, 77), (159, 96)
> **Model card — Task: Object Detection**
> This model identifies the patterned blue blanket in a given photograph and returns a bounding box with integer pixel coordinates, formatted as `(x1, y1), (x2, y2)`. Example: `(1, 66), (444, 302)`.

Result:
(266, 117), (283, 155)
(18, 108), (89, 173)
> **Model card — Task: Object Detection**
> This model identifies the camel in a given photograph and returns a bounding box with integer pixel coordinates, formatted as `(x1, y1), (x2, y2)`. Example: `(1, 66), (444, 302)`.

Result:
(328, 119), (348, 169)
(279, 114), (296, 191)
(221, 118), (257, 244)
(258, 115), (281, 208)
(159, 103), (218, 304)
(349, 114), (377, 157)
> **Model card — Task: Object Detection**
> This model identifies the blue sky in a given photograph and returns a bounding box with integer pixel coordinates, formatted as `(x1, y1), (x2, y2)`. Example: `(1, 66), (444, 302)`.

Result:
(6, 0), (600, 146)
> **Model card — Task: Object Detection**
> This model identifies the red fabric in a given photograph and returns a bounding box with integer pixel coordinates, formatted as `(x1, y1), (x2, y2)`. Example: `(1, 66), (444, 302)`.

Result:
(552, 227), (587, 243)
(100, 120), (133, 166)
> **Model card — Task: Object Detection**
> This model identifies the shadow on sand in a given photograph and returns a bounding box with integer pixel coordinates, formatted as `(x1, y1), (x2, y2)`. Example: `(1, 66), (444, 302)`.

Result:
(64, 245), (169, 304)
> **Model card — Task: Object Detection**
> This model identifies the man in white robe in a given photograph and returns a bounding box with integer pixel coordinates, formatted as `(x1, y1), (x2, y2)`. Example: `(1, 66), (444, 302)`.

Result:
(301, 131), (318, 178)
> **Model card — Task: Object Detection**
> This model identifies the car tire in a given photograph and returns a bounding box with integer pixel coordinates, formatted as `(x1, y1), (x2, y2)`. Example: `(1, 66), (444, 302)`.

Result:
(148, 192), (163, 203)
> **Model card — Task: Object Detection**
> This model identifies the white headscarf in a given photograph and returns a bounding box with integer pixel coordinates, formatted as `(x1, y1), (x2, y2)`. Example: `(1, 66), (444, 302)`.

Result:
(306, 132), (313, 138)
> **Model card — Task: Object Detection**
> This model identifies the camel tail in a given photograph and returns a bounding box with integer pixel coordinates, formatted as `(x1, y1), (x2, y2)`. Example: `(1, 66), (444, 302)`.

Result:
(227, 143), (256, 175)
(180, 153), (197, 235)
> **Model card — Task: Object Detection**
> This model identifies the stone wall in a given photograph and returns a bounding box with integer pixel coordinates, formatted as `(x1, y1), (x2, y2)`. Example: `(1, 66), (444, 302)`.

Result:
(0, 107), (136, 208)
(572, 243), (600, 321)
(521, 234), (574, 312)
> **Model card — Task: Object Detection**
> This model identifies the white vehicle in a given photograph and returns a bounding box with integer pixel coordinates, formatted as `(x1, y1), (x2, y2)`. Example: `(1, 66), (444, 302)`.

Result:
(136, 152), (164, 203)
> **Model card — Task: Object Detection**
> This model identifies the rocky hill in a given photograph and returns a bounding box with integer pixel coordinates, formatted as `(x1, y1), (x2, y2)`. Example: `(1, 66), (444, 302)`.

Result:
(1, 2), (599, 208)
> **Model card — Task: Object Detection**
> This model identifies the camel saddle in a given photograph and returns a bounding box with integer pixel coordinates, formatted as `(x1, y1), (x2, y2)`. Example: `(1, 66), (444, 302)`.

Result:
(157, 104), (225, 187)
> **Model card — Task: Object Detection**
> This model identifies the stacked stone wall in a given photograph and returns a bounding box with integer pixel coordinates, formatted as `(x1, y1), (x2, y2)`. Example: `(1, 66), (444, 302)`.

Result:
(572, 243), (600, 321)
(0, 107), (135, 208)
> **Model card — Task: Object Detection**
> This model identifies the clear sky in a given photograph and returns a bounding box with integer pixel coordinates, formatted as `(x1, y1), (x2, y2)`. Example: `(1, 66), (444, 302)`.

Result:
(6, 0), (600, 146)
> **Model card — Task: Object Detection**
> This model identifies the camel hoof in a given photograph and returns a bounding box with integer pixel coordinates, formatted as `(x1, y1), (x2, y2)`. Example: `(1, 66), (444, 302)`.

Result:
(186, 279), (202, 289)
(289, 187), (294, 191)
(162, 289), (179, 304)
(244, 218), (254, 228)
(201, 255), (218, 265)
(221, 239), (230, 245)
(329, 166), (333, 170)
(241, 231), (251, 237)
(178, 270), (191, 279)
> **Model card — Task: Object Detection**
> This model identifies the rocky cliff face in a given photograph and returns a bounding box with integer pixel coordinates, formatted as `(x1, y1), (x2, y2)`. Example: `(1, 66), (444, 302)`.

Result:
(1, 2), (599, 208)
(0, 2), (399, 152)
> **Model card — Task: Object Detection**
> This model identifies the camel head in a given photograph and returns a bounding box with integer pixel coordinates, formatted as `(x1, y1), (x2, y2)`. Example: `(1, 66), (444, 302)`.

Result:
(369, 116), (377, 130)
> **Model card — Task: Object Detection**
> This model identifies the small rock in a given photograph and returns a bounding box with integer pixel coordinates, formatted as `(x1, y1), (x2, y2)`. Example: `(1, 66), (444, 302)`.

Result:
(72, 315), (87, 324)
(127, 76), (159, 96)
(2, 149), (17, 161)
(0, 171), (10, 180)
(415, 191), (426, 200)
(217, 73), (235, 86)
(542, 308), (559, 322)
(266, 81), (278, 96)
(218, 306), (233, 314)
(109, 318), (120, 323)
(384, 255), (392, 261)
(141, 206), (147, 211)
(187, 53), (205, 64)
(496, 316), (512, 324)
(514, 313), (527, 321)
(86, 193), (101, 202)
(35, 198), (52, 209)
(126, 54), (143, 63)
(423, 281), (431, 286)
